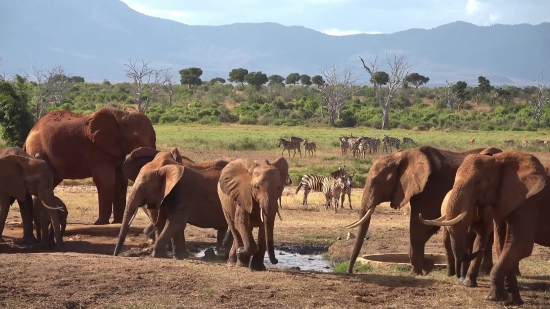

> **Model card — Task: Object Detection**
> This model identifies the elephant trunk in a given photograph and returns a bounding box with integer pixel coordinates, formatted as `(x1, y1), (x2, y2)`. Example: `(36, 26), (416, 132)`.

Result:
(445, 186), (474, 278)
(347, 212), (371, 273)
(264, 206), (278, 265)
(38, 189), (63, 244)
(114, 191), (141, 256)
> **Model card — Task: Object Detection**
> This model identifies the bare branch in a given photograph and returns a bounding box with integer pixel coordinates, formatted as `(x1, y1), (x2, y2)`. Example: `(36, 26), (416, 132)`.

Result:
(23, 63), (49, 120)
(124, 58), (169, 113)
(386, 51), (411, 95)
(532, 70), (549, 125)
(319, 64), (360, 125)
(45, 65), (73, 107)
(163, 71), (175, 105)
(444, 80), (458, 110)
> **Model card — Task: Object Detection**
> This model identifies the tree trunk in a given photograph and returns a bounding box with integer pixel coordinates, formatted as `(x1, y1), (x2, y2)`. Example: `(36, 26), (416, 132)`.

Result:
(382, 97), (392, 129)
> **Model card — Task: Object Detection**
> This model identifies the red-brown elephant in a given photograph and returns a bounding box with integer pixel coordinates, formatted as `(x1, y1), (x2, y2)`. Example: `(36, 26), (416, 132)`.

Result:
(24, 107), (156, 225)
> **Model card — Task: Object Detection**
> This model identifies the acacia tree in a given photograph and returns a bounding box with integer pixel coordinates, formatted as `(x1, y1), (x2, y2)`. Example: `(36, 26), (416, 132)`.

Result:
(124, 58), (170, 113)
(268, 75), (285, 87)
(532, 70), (549, 125)
(179, 67), (203, 88)
(300, 74), (312, 86)
(285, 73), (300, 85)
(361, 52), (410, 129)
(228, 68), (249, 88)
(245, 71), (268, 90)
(319, 64), (359, 126)
(404, 73), (429, 88)
(311, 75), (325, 89)
(210, 77), (226, 84)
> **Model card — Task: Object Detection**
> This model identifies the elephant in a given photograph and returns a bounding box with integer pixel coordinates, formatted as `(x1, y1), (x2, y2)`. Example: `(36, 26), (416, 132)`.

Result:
(254, 157), (291, 210)
(420, 190), (494, 287)
(0, 153), (65, 246)
(416, 150), (550, 306)
(23, 107), (156, 226)
(344, 146), (502, 275)
(217, 159), (282, 271)
(33, 195), (68, 245)
(121, 147), (232, 254)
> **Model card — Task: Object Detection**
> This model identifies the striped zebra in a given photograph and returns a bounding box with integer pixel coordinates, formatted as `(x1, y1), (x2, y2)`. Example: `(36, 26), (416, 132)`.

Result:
(339, 136), (350, 155)
(338, 173), (354, 210)
(369, 138), (381, 154)
(323, 175), (350, 212)
(303, 139), (317, 157)
(382, 135), (401, 153)
(349, 137), (366, 157)
(402, 137), (415, 144)
(295, 166), (348, 206)
(291, 136), (304, 143)
(278, 138), (302, 157)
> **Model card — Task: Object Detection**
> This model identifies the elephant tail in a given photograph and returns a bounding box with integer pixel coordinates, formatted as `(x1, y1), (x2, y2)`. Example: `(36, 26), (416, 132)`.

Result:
(460, 248), (483, 262)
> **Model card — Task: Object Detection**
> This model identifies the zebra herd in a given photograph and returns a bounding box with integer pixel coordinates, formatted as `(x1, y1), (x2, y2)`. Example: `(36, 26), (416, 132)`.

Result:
(295, 166), (353, 212)
(339, 135), (415, 157)
(278, 136), (317, 157)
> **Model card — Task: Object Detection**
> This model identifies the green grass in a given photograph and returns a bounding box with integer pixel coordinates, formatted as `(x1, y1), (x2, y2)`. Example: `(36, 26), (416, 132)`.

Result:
(333, 260), (373, 273)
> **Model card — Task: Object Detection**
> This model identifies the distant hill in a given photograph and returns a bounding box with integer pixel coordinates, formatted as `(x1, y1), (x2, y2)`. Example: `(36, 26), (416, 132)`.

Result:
(1, 0), (549, 86)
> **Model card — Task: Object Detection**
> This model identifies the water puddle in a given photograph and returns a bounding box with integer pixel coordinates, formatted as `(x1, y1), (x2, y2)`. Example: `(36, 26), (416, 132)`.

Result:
(195, 248), (333, 273)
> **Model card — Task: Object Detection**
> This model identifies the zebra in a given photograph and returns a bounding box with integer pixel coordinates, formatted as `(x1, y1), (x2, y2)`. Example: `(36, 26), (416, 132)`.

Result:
(369, 138), (381, 154)
(349, 137), (366, 157)
(295, 166), (348, 206)
(278, 138), (302, 157)
(382, 135), (401, 153)
(339, 136), (350, 155)
(323, 175), (349, 212)
(339, 173), (354, 210)
(290, 136), (304, 143)
(303, 139), (317, 157)
(402, 137), (415, 144)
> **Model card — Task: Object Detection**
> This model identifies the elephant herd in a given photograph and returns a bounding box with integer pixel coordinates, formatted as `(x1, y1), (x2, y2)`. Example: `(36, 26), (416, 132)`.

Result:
(0, 106), (548, 306)
(345, 145), (550, 306)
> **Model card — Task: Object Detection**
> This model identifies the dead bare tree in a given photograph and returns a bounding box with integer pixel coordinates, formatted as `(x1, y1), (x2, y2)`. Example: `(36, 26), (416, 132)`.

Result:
(23, 63), (49, 120)
(124, 58), (170, 113)
(319, 64), (360, 126)
(45, 65), (73, 107)
(361, 52), (411, 129)
(532, 70), (549, 125)
(360, 55), (383, 107)
(163, 71), (175, 105)
(444, 80), (458, 110)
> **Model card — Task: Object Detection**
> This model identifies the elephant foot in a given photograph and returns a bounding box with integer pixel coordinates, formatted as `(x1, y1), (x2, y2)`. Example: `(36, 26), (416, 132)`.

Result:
(461, 277), (478, 287)
(446, 267), (456, 277)
(485, 286), (520, 305)
(237, 247), (251, 267)
(13, 236), (38, 246)
(422, 258), (435, 275)
(151, 250), (169, 259)
(249, 262), (267, 272)
(111, 218), (123, 224)
(93, 218), (110, 225)
(173, 249), (189, 260)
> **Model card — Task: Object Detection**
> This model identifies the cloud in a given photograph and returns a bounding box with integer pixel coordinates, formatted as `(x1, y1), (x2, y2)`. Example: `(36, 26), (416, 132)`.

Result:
(466, 0), (479, 15)
(122, 1), (198, 23)
(323, 29), (382, 36)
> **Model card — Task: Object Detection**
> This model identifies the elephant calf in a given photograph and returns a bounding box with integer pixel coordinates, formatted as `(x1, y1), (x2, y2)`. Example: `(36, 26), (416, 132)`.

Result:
(33, 196), (68, 246)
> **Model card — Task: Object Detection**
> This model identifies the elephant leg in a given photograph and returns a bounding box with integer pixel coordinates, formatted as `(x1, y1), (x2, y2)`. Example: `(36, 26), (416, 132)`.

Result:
(347, 193), (352, 210)
(409, 205), (440, 275)
(443, 228), (456, 277)
(462, 233), (484, 287)
(153, 205), (187, 259)
(234, 208), (256, 266)
(92, 167), (116, 225)
(228, 225), (244, 266)
(47, 209), (63, 247)
(0, 194), (13, 242)
(112, 169), (128, 224)
(250, 224), (267, 271)
(480, 232), (495, 276)
(155, 209), (171, 251)
(14, 196), (38, 245)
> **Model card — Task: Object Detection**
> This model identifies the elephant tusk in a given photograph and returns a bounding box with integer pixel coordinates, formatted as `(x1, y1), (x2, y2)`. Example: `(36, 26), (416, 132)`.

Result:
(146, 225), (157, 238)
(418, 210), (468, 226)
(277, 208), (283, 222)
(418, 214), (446, 226)
(260, 209), (264, 223)
(41, 200), (64, 212)
(128, 207), (141, 226)
(345, 208), (374, 229)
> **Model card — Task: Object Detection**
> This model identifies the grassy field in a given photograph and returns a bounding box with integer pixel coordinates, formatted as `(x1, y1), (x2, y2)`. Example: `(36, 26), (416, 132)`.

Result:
(1, 124), (550, 308)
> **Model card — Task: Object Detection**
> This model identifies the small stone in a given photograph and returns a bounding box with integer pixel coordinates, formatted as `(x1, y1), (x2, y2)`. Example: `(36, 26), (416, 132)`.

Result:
(354, 295), (365, 302)
(136, 275), (142, 279)
(288, 266), (301, 271)
(346, 232), (356, 240)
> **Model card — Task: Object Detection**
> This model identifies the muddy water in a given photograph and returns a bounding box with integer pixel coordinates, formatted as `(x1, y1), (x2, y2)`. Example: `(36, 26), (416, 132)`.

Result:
(195, 248), (333, 272)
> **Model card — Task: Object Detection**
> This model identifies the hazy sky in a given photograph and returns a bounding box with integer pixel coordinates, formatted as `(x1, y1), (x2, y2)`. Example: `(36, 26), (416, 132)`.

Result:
(120, 0), (549, 35)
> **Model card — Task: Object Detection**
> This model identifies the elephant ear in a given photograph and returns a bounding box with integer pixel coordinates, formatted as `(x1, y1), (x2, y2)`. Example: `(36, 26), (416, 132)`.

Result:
(219, 159), (255, 213)
(85, 108), (122, 157)
(122, 147), (159, 181)
(170, 147), (183, 162)
(391, 149), (432, 209)
(155, 165), (185, 208)
(480, 147), (502, 156)
(0, 155), (28, 201)
(494, 152), (546, 222)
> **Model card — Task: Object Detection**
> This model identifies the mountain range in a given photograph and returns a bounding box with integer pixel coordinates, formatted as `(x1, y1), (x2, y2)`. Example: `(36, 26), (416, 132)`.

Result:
(1, 0), (549, 86)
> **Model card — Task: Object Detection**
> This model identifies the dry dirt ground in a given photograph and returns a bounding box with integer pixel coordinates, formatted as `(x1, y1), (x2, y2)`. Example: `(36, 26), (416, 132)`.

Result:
(1, 149), (550, 308)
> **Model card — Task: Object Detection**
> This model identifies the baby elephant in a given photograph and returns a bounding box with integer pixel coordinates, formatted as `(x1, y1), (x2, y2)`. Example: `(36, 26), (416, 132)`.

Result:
(33, 196), (68, 245)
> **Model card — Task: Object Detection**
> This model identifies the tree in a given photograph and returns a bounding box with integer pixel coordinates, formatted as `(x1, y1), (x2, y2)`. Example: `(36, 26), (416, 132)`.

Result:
(319, 64), (359, 126)
(210, 77), (226, 84)
(68, 76), (85, 83)
(361, 52), (411, 129)
(124, 58), (170, 113)
(285, 73), (300, 85)
(532, 70), (549, 125)
(45, 65), (73, 107)
(0, 80), (35, 147)
(244, 71), (268, 90)
(268, 75), (285, 87)
(179, 67), (203, 89)
(163, 72), (176, 105)
(312, 75), (325, 89)
(228, 68), (249, 88)
(404, 73), (430, 89)
(477, 76), (492, 94)
(23, 63), (48, 120)
(300, 74), (312, 86)
(454, 81), (468, 111)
